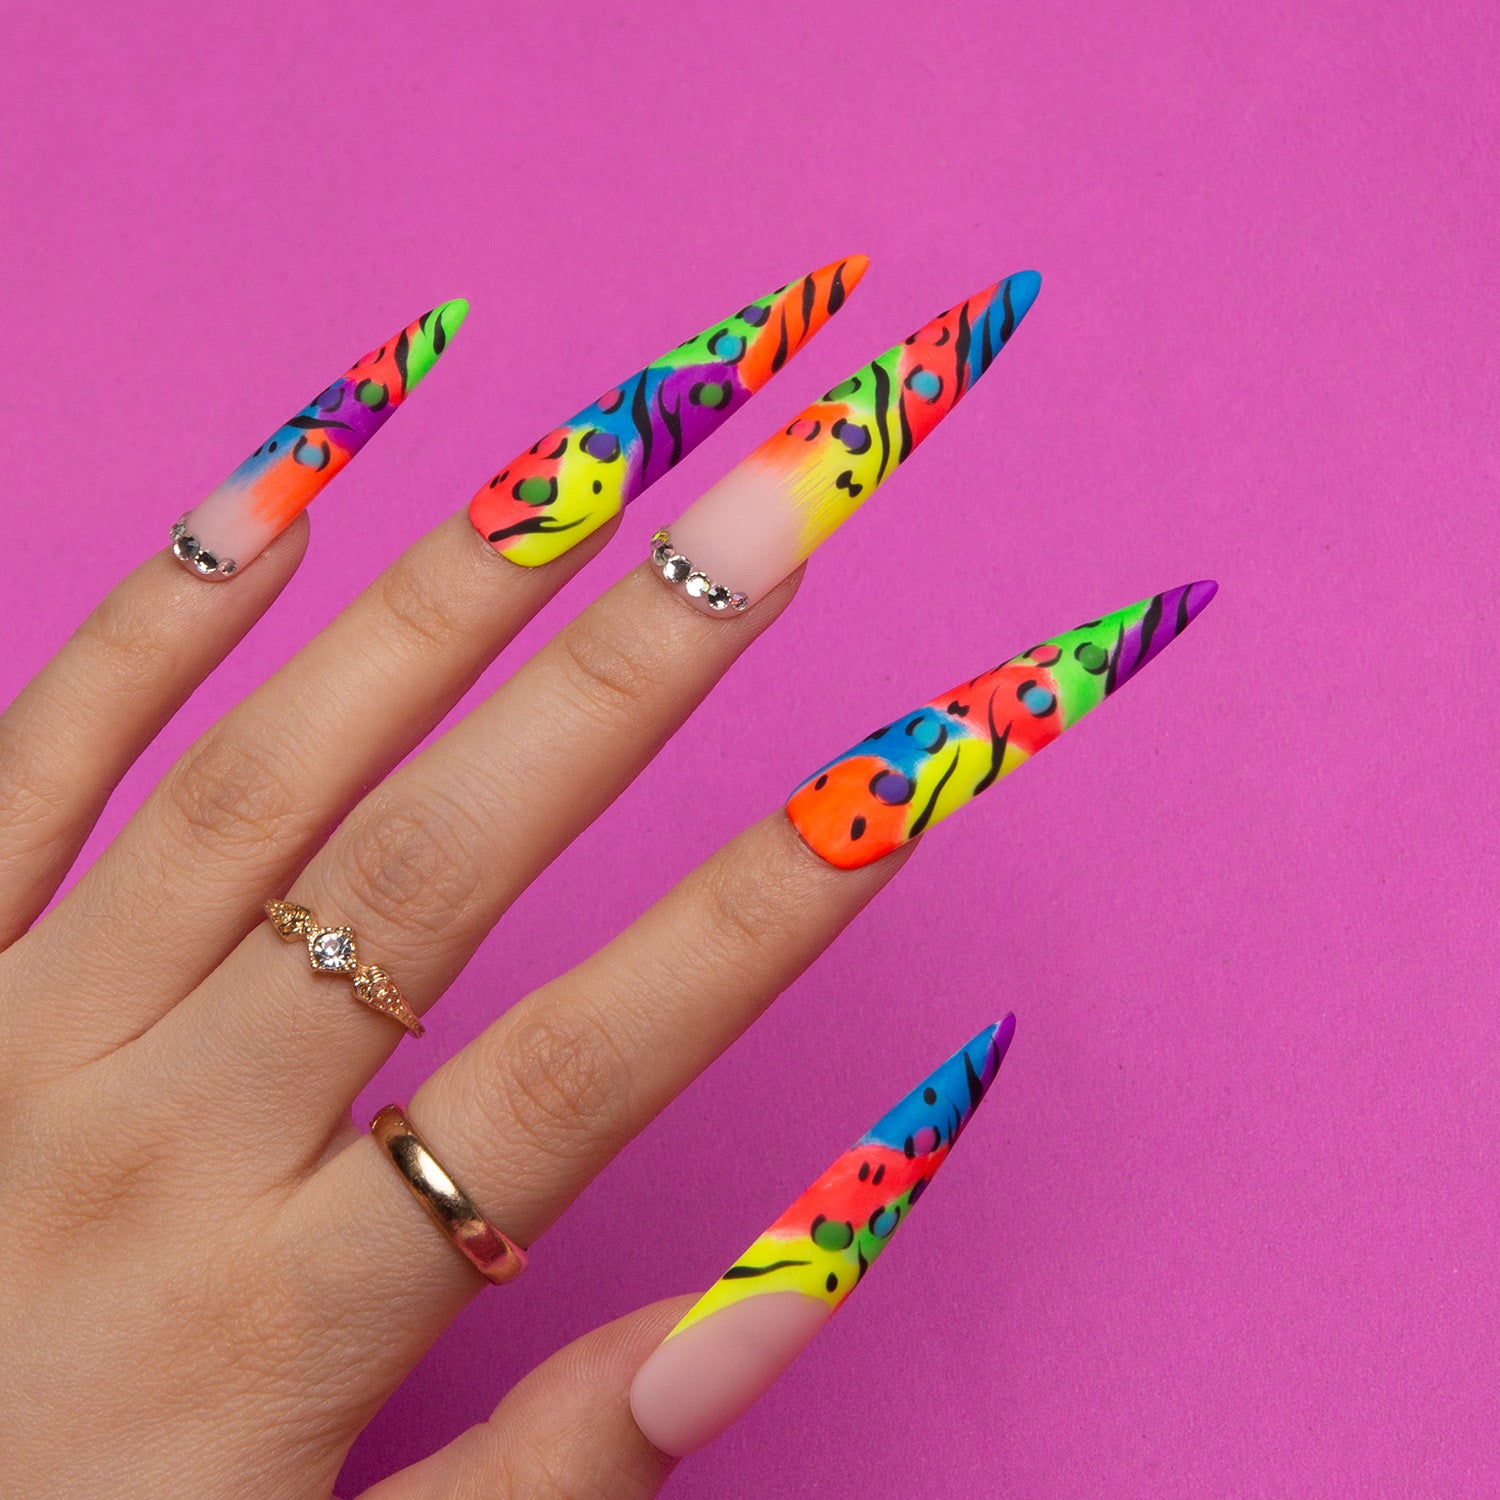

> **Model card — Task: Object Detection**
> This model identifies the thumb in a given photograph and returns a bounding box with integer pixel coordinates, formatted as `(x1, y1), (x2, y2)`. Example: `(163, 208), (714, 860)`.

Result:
(355, 1298), (690, 1500)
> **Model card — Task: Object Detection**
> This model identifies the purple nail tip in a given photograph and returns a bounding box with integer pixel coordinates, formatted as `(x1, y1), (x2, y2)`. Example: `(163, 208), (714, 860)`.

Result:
(993, 1013), (1018, 1063)
(1185, 579), (1219, 623)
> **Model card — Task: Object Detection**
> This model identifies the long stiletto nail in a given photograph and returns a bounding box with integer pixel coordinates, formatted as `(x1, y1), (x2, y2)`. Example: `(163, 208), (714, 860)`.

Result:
(468, 256), (868, 568)
(649, 270), (1041, 615)
(630, 1018), (1014, 1458)
(788, 581), (1218, 868)
(169, 301), (469, 579)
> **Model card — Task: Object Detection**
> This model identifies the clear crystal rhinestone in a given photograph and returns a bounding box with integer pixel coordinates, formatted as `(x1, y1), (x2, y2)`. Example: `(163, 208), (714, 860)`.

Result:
(172, 533), (200, 562)
(220, 558), (238, 575)
(706, 584), (732, 610)
(729, 592), (749, 611)
(310, 929), (356, 971)
(662, 555), (692, 583)
(684, 571), (711, 597)
(194, 550), (220, 575)
(651, 540), (674, 567)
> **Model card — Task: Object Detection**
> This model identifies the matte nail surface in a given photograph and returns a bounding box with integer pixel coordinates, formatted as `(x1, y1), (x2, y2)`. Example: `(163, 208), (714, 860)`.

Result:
(788, 581), (1218, 868)
(170, 301), (468, 578)
(468, 257), (868, 568)
(652, 271), (1040, 614)
(630, 1019), (1014, 1458)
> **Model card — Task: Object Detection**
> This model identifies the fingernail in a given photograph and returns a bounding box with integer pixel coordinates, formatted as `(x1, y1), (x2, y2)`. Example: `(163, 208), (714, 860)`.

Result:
(650, 270), (1041, 615)
(630, 1017), (1014, 1458)
(168, 301), (468, 579)
(469, 256), (869, 568)
(788, 581), (1218, 868)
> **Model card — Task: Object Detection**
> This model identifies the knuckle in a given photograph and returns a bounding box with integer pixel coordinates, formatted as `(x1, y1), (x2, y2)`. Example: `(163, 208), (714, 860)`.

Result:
(553, 610), (659, 723)
(503, 1435), (608, 1500)
(75, 586), (180, 697)
(490, 1005), (631, 1159)
(335, 792), (482, 937)
(0, 727), (71, 844)
(374, 550), (472, 656)
(159, 728), (304, 852)
(697, 856), (797, 962)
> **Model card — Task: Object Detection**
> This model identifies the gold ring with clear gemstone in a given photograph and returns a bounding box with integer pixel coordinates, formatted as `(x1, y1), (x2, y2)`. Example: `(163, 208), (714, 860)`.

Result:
(264, 900), (424, 1038)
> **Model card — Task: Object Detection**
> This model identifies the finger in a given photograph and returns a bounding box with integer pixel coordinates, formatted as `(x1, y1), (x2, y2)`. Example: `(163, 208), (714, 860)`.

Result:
(0, 296), (463, 944)
(167, 271), (1042, 1136)
(20, 260), (859, 1062)
(290, 570), (1216, 1343)
(356, 1301), (686, 1500)
(15, 513), (612, 1066)
(153, 566), (801, 1147)
(0, 521), (304, 946)
(282, 814), (908, 1362)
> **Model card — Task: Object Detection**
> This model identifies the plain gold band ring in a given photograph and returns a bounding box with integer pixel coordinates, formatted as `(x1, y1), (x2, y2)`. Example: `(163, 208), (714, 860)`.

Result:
(370, 1105), (529, 1285)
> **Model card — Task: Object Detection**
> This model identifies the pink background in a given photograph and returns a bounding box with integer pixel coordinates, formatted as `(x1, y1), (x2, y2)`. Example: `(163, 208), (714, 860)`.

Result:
(2, 2), (1495, 1494)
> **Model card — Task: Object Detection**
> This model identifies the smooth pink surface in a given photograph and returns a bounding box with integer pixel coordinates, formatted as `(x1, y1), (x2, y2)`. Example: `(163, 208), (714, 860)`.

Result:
(630, 1292), (833, 1458)
(667, 458), (806, 606)
(1, 4), (1494, 1495)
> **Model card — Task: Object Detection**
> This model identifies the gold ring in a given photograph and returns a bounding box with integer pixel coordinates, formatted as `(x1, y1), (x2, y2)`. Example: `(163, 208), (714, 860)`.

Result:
(264, 900), (424, 1037)
(370, 1105), (528, 1285)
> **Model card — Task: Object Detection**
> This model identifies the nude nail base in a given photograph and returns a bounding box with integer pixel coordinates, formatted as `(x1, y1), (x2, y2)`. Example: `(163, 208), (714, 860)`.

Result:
(630, 1020), (1014, 1457)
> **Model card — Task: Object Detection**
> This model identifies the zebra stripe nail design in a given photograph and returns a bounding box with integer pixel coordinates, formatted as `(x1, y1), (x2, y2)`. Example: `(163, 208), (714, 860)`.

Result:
(787, 582), (1218, 868)
(655, 271), (1041, 613)
(468, 257), (867, 566)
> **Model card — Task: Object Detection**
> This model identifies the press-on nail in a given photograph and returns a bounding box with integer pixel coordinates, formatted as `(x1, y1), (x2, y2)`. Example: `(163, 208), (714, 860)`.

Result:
(652, 271), (1041, 614)
(468, 257), (869, 568)
(630, 1018), (1015, 1457)
(169, 300), (468, 579)
(787, 581), (1218, 868)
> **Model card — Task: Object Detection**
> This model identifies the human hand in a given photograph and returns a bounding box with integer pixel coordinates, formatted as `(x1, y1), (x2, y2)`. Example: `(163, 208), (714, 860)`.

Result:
(0, 264), (1207, 1497)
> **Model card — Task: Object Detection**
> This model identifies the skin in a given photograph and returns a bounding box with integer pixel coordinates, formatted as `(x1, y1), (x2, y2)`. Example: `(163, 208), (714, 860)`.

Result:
(0, 438), (914, 1497)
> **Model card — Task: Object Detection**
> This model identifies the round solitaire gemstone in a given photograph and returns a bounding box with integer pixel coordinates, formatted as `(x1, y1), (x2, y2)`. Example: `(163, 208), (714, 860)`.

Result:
(662, 555), (692, 583)
(706, 584), (732, 610)
(310, 929), (356, 971)
(684, 571), (711, 598)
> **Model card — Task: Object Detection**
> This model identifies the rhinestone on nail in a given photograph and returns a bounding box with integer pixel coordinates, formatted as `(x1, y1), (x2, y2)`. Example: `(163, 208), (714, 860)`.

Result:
(648, 529), (748, 614)
(168, 518), (239, 578)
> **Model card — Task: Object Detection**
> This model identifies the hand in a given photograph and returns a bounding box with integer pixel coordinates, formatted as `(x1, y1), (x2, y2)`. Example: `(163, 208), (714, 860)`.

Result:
(2, 269), (1205, 1495)
(0, 269), (1065, 1497)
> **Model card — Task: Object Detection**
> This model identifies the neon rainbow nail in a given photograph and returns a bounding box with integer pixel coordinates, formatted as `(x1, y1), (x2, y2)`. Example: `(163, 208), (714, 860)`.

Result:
(787, 582), (1218, 868)
(630, 1019), (1014, 1457)
(652, 271), (1040, 614)
(468, 257), (867, 568)
(170, 301), (468, 578)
